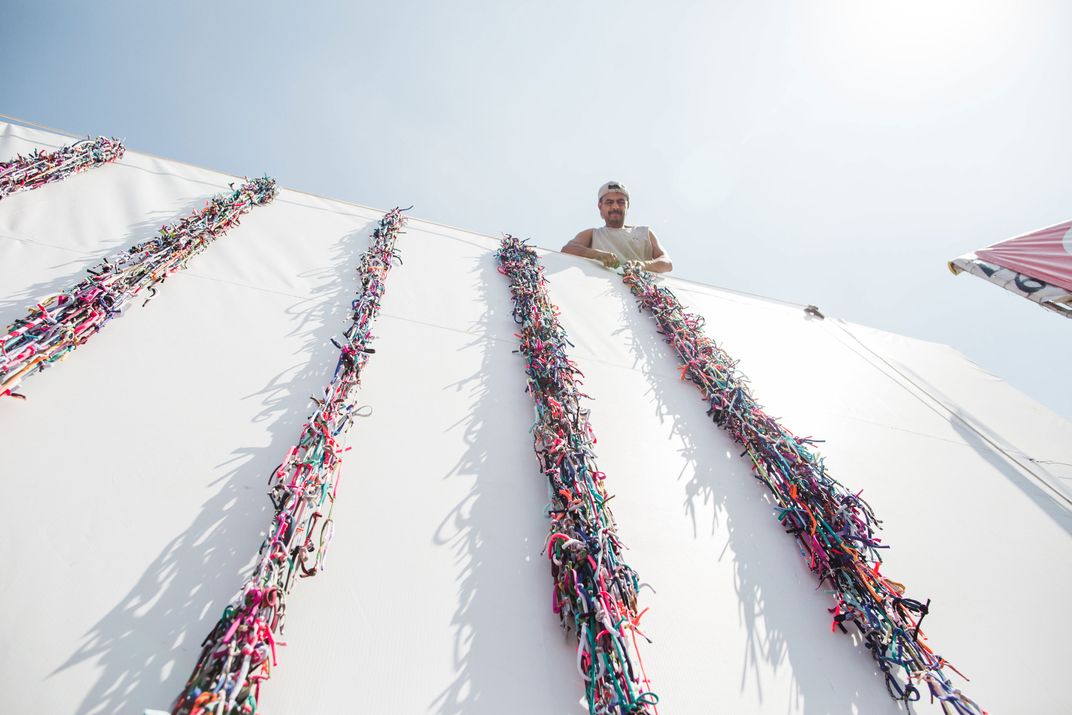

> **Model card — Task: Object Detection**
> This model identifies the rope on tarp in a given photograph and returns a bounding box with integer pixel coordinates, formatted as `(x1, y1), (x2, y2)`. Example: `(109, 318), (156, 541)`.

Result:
(0, 135), (124, 199)
(621, 261), (985, 715)
(171, 207), (408, 715)
(0, 177), (278, 399)
(497, 236), (659, 715)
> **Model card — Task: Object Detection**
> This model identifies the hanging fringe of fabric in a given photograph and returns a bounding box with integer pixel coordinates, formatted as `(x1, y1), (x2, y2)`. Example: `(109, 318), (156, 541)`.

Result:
(497, 237), (658, 715)
(0, 135), (124, 199)
(621, 263), (984, 715)
(171, 207), (408, 715)
(0, 177), (277, 399)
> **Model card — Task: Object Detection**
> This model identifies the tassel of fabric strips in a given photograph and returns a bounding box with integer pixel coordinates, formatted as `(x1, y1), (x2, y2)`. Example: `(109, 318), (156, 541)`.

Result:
(497, 237), (658, 715)
(621, 262), (984, 715)
(0, 177), (277, 398)
(171, 208), (408, 715)
(0, 135), (124, 199)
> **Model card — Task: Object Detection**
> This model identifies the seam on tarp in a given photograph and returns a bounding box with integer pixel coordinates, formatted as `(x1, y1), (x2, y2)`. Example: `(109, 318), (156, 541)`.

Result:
(829, 319), (1072, 509)
(0, 113), (84, 141)
(0, 232), (129, 256)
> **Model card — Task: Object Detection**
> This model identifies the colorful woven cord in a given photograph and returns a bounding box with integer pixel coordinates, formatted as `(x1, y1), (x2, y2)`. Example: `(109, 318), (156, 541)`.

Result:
(621, 263), (984, 715)
(172, 208), (408, 715)
(0, 135), (124, 199)
(497, 237), (658, 715)
(0, 177), (277, 398)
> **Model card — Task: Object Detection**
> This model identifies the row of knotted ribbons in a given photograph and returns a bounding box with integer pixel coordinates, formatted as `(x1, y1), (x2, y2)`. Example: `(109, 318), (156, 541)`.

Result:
(497, 236), (658, 715)
(171, 208), (409, 715)
(620, 261), (984, 715)
(0, 176), (278, 398)
(0, 135), (124, 199)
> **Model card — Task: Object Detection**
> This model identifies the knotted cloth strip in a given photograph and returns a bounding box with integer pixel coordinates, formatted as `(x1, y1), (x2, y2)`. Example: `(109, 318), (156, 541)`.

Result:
(0, 177), (277, 398)
(172, 208), (408, 715)
(0, 135), (124, 199)
(497, 237), (658, 715)
(621, 262), (984, 715)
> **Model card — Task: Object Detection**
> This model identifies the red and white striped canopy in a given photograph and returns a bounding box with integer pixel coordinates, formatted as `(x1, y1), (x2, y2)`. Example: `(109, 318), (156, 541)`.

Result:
(949, 220), (1072, 317)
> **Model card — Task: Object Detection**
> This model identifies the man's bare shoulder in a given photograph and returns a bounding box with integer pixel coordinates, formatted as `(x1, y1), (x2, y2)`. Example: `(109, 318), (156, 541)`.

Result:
(568, 227), (595, 246)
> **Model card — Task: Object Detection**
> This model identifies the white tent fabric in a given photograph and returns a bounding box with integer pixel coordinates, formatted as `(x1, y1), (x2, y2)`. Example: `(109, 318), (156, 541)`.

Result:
(1, 120), (1070, 714)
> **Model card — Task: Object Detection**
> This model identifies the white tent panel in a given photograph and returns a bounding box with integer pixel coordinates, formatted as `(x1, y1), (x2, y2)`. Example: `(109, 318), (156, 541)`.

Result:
(1, 121), (1069, 714)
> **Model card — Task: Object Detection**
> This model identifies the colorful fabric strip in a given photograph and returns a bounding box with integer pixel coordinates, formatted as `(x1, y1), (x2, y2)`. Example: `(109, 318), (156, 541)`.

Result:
(497, 237), (658, 715)
(0, 135), (124, 199)
(949, 253), (1072, 318)
(172, 208), (408, 715)
(621, 262), (984, 715)
(0, 177), (277, 398)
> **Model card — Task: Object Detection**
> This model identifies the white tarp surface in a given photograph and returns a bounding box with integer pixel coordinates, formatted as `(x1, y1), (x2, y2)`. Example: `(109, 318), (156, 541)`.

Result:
(1, 121), (1070, 714)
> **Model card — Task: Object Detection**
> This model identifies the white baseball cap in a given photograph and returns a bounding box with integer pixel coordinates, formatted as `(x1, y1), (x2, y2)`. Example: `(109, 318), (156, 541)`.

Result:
(597, 180), (630, 201)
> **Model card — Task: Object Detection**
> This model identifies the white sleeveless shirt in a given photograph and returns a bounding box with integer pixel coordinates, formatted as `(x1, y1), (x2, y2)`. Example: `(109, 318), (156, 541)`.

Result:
(591, 226), (653, 262)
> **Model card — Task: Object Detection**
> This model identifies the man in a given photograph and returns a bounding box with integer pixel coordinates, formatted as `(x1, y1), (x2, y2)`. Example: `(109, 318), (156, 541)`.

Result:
(561, 180), (673, 273)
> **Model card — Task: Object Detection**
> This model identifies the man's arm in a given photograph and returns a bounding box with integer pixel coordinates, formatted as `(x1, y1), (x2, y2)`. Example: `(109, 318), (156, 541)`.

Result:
(562, 229), (621, 269)
(640, 229), (673, 273)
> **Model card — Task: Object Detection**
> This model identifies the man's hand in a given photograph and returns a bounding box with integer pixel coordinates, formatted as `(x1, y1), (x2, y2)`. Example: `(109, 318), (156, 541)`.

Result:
(597, 250), (621, 269)
(560, 231), (627, 270)
(627, 255), (673, 274)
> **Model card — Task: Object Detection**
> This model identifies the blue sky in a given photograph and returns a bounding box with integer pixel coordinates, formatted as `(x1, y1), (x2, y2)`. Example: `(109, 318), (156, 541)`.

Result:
(5, 1), (1071, 418)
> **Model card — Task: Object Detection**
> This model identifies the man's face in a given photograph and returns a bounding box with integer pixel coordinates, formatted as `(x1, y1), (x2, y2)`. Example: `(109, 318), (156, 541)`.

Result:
(599, 191), (628, 228)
